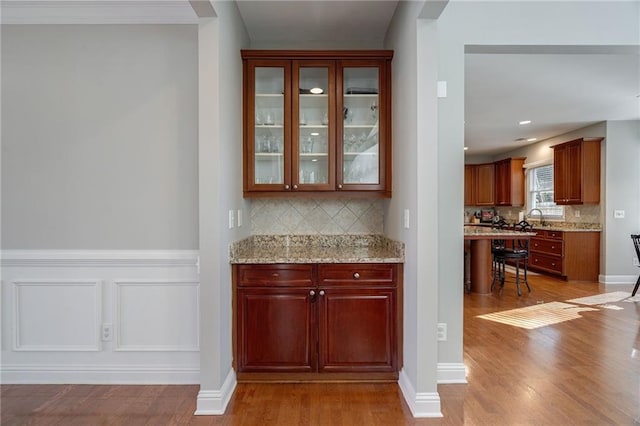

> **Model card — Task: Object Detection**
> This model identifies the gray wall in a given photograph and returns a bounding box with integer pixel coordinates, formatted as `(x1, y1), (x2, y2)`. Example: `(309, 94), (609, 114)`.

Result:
(603, 120), (640, 278)
(1, 25), (198, 249)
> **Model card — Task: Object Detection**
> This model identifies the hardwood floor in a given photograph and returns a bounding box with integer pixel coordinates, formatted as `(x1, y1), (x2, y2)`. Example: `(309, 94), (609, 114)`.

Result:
(2, 273), (639, 425)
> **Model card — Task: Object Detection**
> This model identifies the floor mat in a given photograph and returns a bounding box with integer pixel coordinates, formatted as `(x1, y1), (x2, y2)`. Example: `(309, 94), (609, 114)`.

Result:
(477, 301), (599, 329)
(566, 291), (632, 306)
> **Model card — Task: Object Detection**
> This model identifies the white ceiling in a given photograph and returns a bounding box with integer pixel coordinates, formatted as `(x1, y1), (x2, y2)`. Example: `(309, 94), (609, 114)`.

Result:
(236, 0), (399, 47)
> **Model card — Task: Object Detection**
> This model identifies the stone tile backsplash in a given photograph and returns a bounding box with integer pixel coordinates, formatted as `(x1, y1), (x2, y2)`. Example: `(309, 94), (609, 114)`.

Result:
(251, 199), (384, 235)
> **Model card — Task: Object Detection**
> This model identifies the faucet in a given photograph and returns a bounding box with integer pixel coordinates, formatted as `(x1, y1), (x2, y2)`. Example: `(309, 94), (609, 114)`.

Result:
(526, 208), (545, 226)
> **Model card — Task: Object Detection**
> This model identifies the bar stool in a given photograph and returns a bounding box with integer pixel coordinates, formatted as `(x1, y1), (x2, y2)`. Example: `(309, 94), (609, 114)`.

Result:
(492, 220), (533, 296)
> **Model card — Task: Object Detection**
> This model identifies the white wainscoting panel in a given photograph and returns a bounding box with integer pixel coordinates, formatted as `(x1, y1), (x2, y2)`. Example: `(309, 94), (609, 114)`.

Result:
(1, 250), (200, 384)
(13, 280), (101, 351)
(115, 280), (200, 351)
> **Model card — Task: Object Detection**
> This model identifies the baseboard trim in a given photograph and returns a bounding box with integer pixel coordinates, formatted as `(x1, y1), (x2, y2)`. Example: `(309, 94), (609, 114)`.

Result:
(0, 364), (200, 384)
(599, 274), (638, 285)
(437, 362), (467, 383)
(195, 369), (237, 415)
(398, 369), (442, 418)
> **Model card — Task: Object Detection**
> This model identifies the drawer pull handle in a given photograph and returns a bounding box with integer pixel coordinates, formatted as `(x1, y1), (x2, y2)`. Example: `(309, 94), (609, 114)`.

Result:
(272, 273), (279, 277)
(353, 272), (360, 279)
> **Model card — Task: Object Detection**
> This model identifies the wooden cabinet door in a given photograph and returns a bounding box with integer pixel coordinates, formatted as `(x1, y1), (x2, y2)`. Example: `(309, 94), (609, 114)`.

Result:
(494, 159), (510, 206)
(317, 263), (398, 373)
(474, 163), (495, 206)
(564, 141), (583, 204)
(337, 59), (391, 195)
(464, 165), (475, 206)
(237, 287), (316, 372)
(317, 287), (396, 373)
(243, 59), (292, 193)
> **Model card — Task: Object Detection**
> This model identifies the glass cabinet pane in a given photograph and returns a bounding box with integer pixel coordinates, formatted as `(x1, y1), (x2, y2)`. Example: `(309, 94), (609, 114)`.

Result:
(298, 67), (329, 185)
(342, 67), (379, 184)
(254, 67), (285, 185)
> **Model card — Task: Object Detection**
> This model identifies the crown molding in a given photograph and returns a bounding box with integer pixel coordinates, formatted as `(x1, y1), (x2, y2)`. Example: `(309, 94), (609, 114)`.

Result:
(1, 0), (200, 24)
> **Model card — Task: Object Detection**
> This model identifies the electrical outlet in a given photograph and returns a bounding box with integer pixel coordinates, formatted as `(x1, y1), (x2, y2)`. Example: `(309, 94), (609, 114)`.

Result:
(574, 210), (580, 218)
(614, 210), (625, 219)
(101, 323), (113, 342)
(437, 323), (447, 341)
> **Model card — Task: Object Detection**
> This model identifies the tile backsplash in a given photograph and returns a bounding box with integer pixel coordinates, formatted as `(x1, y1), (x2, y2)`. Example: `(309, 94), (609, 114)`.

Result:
(493, 204), (601, 224)
(251, 199), (384, 235)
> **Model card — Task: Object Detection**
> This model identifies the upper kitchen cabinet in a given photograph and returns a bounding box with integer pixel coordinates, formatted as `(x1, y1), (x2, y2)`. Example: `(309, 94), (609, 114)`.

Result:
(494, 157), (526, 206)
(552, 138), (603, 205)
(242, 50), (393, 198)
(465, 163), (495, 206)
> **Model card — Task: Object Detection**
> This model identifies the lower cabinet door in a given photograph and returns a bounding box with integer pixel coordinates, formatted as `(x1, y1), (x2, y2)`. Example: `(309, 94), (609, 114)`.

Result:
(237, 288), (316, 372)
(317, 287), (397, 372)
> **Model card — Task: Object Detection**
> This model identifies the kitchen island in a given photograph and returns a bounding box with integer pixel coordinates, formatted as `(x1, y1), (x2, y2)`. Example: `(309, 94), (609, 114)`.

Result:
(229, 234), (404, 382)
(464, 225), (536, 294)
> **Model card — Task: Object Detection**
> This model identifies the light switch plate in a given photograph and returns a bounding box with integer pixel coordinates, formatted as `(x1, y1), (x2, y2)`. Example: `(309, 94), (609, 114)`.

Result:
(228, 210), (235, 229)
(237, 209), (243, 227)
(403, 209), (410, 229)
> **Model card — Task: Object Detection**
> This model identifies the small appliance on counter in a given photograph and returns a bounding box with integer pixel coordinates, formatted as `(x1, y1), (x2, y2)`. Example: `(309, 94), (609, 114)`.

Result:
(480, 209), (495, 223)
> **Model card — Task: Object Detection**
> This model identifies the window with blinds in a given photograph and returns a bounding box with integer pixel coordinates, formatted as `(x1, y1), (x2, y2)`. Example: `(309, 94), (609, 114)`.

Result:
(528, 165), (564, 218)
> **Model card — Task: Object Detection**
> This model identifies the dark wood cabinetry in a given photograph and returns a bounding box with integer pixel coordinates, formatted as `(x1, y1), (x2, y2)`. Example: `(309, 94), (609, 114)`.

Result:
(242, 50), (393, 198)
(234, 263), (401, 380)
(553, 138), (602, 205)
(465, 163), (495, 206)
(529, 229), (600, 281)
(494, 157), (525, 206)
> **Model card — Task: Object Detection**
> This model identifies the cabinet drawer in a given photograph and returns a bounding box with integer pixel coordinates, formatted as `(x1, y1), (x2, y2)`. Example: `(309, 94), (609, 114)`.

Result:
(237, 264), (314, 287)
(530, 238), (563, 256)
(530, 253), (563, 274)
(319, 264), (396, 285)
(537, 229), (564, 240)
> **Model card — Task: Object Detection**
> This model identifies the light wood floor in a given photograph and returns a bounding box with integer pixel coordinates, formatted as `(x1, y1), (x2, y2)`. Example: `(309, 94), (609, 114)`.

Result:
(2, 273), (639, 425)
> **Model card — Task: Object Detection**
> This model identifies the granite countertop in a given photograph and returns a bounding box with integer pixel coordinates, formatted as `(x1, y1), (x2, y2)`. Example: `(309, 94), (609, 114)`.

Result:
(464, 222), (602, 232)
(229, 234), (405, 264)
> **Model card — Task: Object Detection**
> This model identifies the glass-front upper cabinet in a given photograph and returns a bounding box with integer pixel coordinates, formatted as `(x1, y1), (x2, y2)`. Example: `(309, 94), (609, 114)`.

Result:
(245, 60), (291, 192)
(292, 61), (335, 191)
(242, 51), (392, 197)
(337, 60), (389, 193)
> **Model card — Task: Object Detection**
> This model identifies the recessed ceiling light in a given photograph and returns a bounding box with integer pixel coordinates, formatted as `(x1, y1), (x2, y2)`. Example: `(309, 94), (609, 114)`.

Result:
(519, 120), (532, 125)
(527, 138), (537, 142)
(310, 87), (324, 94)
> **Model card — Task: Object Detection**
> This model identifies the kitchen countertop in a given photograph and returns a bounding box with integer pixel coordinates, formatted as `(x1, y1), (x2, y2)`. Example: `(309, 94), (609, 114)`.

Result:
(229, 234), (405, 264)
(464, 222), (602, 232)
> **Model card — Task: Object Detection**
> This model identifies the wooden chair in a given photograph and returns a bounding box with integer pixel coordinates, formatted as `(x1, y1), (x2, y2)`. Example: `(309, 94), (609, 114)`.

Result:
(492, 220), (533, 296)
(631, 234), (640, 297)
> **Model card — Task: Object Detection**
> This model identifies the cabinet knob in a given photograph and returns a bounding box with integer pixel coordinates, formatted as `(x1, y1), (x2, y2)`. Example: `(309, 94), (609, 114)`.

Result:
(284, 184), (290, 190)
(353, 272), (360, 279)
(293, 184), (298, 189)
(310, 290), (316, 296)
(337, 184), (343, 189)
(319, 290), (325, 296)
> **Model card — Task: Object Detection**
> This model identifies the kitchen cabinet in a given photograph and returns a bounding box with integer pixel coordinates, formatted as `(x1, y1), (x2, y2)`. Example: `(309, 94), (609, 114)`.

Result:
(553, 138), (602, 205)
(494, 157), (525, 206)
(529, 229), (600, 281)
(234, 263), (401, 379)
(464, 163), (495, 206)
(242, 50), (393, 198)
